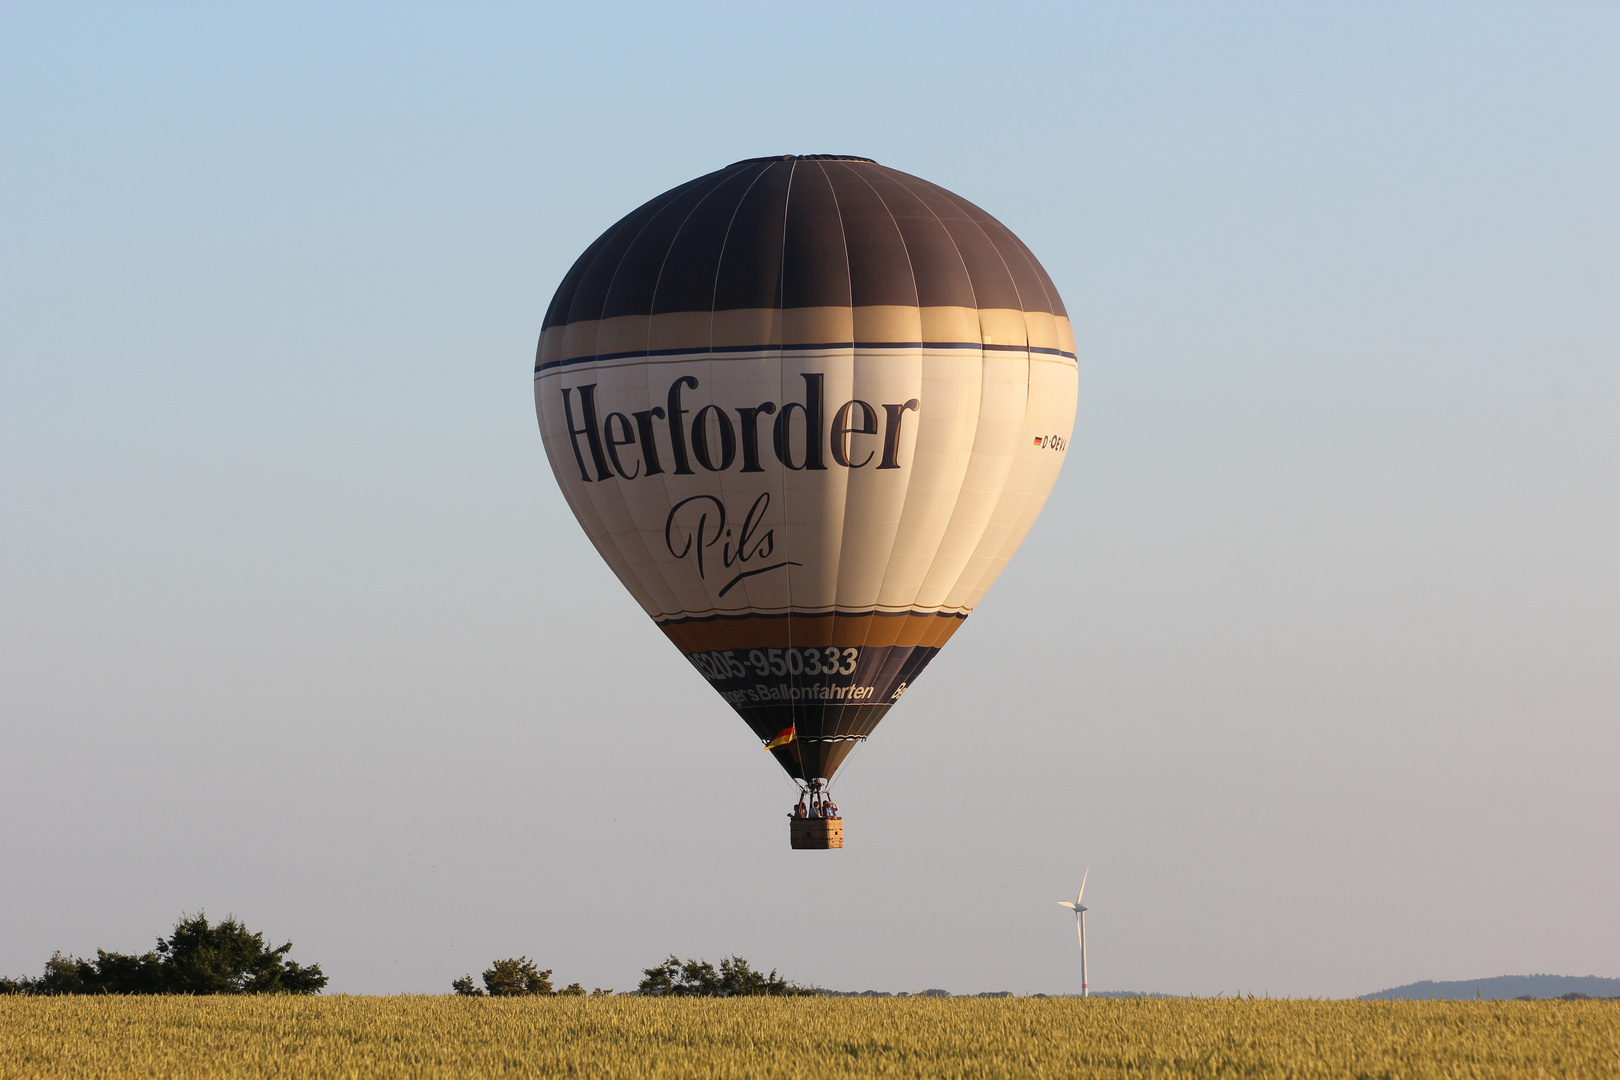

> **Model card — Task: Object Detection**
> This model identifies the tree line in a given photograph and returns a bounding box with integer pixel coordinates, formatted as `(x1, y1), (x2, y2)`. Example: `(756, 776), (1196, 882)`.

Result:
(2, 912), (815, 997)
(0, 913), (325, 995)
(450, 957), (608, 997)
(450, 954), (815, 997)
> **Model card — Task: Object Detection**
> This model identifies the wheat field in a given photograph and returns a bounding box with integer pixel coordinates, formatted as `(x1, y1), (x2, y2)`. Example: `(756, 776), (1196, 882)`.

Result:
(3, 996), (1616, 1079)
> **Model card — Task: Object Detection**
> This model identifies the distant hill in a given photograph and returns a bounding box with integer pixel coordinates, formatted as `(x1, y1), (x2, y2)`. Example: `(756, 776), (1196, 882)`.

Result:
(1362, 975), (1620, 1001)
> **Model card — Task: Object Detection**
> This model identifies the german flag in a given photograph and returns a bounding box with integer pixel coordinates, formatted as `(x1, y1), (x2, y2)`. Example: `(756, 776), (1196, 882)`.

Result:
(763, 725), (796, 751)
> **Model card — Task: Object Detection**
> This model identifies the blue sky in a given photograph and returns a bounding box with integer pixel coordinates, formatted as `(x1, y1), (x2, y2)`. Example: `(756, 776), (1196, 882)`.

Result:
(2, 1), (1616, 996)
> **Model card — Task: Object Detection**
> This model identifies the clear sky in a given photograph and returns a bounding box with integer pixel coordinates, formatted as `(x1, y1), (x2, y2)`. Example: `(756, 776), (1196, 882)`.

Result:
(2, 1), (1615, 998)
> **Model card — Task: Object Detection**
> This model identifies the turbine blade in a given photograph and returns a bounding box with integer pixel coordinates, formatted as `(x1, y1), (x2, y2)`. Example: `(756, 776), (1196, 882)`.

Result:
(1077, 866), (1090, 904)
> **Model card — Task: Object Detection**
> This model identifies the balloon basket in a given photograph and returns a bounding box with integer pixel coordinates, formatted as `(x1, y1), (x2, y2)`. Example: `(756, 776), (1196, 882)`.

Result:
(790, 817), (843, 850)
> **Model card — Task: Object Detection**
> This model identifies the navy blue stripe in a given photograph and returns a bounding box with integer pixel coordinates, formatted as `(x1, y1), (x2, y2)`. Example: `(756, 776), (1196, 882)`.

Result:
(653, 608), (968, 628)
(535, 340), (1075, 373)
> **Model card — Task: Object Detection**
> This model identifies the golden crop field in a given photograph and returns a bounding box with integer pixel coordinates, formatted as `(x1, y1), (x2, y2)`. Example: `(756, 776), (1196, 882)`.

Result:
(3, 995), (1616, 1079)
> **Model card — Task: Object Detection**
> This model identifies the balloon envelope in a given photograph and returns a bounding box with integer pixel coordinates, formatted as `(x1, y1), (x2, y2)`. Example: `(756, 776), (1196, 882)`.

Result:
(535, 156), (1076, 785)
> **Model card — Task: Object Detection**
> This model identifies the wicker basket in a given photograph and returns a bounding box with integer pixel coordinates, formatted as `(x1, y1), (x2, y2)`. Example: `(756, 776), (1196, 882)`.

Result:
(789, 817), (844, 849)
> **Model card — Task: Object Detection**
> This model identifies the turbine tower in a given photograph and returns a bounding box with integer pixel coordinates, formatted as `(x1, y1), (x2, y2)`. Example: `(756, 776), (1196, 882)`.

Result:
(1056, 867), (1090, 997)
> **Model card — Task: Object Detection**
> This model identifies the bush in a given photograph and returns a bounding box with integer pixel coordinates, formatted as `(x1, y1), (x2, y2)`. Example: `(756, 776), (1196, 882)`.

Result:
(2, 913), (326, 995)
(451, 957), (554, 996)
(483, 957), (553, 997)
(452, 960), (610, 997)
(637, 955), (816, 997)
(453, 965), (554, 997)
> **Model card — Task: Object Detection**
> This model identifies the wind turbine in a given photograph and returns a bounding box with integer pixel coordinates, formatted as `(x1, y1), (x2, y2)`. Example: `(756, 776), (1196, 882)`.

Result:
(1056, 867), (1090, 997)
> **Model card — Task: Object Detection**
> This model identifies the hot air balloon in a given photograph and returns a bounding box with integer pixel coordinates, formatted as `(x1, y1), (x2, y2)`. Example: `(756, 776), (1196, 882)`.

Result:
(534, 156), (1076, 848)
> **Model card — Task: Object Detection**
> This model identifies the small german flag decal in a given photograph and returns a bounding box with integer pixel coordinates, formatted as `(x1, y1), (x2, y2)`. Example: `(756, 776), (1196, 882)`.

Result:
(1033, 436), (1044, 446)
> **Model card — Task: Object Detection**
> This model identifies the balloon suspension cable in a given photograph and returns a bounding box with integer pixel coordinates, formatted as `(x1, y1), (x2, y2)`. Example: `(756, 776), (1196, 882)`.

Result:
(832, 732), (868, 789)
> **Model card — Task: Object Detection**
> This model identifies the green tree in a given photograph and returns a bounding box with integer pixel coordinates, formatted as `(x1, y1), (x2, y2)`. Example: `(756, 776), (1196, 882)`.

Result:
(451, 962), (610, 997)
(156, 913), (326, 994)
(480, 957), (553, 996)
(637, 954), (815, 997)
(0, 913), (325, 995)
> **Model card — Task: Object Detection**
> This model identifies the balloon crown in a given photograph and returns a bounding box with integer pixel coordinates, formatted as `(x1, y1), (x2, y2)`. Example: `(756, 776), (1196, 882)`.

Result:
(728, 154), (878, 166)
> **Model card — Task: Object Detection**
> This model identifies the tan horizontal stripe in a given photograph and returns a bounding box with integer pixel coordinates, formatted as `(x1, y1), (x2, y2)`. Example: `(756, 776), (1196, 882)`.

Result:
(536, 307), (1075, 370)
(658, 611), (968, 654)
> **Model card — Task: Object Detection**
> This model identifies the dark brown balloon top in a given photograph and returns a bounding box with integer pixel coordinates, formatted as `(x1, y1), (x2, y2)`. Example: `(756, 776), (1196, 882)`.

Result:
(542, 157), (1067, 330)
